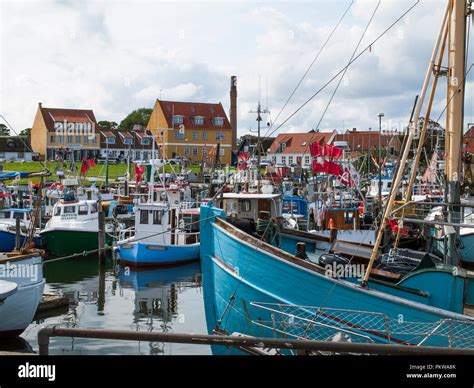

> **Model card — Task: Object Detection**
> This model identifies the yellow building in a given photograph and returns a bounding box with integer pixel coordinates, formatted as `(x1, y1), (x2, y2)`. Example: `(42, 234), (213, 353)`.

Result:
(30, 103), (101, 161)
(146, 99), (233, 165)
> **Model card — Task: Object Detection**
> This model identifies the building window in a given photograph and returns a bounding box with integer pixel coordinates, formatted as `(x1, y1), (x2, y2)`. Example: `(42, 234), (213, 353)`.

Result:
(281, 156), (286, 165)
(106, 137), (116, 144)
(76, 135), (81, 144)
(140, 210), (149, 224)
(202, 148), (208, 155)
(173, 115), (184, 124)
(17, 152), (24, 159)
(213, 117), (224, 126)
(192, 132), (198, 140)
(193, 117), (204, 125)
(50, 135), (55, 143)
(304, 155), (310, 165)
(174, 131), (184, 139)
(136, 151), (141, 159)
(215, 133), (225, 140)
(184, 148), (190, 156)
(202, 132), (208, 140)
(0, 152), (5, 158)
(91, 137), (96, 144)
(219, 148), (225, 156)
(271, 155), (276, 163)
(288, 156), (294, 164)
(141, 138), (150, 145)
(84, 136), (89, 144)
(67, 135), (73, 144)
(192, 148), (198, 156)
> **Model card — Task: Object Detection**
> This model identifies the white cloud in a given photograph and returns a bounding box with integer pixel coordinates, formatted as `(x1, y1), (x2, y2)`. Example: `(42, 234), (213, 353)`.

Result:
(0, 0), (462, 140)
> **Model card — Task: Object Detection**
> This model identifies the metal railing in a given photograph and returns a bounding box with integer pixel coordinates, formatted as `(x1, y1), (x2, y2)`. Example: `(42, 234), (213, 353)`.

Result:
(36, 327), (474, 356)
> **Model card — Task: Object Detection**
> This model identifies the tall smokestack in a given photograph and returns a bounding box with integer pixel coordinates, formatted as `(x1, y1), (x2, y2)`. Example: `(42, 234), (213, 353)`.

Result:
(230, 76), (237, 151)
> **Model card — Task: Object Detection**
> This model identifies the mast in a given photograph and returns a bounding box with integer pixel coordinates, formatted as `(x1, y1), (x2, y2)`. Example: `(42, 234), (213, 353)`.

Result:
(361, 2), (450, 287)
(445, 0), (467, 266)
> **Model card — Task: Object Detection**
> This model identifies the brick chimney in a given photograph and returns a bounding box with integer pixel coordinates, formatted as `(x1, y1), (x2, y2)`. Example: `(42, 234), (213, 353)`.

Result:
(230, 76), (237, 151)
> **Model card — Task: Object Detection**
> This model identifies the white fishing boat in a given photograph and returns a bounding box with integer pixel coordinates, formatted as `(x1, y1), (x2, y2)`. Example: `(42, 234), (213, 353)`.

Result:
(40, 199), (100, 256)
(0, 250), (45, 337)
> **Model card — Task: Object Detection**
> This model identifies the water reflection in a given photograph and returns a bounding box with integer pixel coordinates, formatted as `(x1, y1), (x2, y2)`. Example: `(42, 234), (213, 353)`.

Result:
(5, 257), (209, 355)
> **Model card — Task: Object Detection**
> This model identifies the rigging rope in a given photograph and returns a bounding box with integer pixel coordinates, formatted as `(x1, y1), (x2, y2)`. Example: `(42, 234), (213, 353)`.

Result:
(261, 0), (421, 143)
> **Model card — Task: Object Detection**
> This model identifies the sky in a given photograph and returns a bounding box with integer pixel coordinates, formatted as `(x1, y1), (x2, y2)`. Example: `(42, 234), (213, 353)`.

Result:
(1, 0), (473, 139)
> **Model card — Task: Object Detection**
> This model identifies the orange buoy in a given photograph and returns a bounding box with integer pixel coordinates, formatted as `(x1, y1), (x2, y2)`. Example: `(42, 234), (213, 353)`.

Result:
(328, 218), (335, 230)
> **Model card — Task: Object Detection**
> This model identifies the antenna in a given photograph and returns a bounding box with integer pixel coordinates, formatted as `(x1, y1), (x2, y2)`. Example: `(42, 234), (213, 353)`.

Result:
(266, 77), (269, 111)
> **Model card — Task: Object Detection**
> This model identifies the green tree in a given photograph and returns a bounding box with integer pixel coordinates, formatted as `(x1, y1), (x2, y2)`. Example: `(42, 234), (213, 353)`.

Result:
(19, 128), (31, 137)
(98, 120), (118, 130)
(119, 108), (152, 130)
(0, 124), (9, 136)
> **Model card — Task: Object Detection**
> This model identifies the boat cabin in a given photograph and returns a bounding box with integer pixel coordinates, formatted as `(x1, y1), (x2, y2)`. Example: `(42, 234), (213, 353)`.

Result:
(324, 207), (360, 231)
(0, 208), (32, 224)
(131, 203), (198, 245)
(221, 193), (282, 221)
(283, 196), (308, 218)
(52, 200), (98, 220)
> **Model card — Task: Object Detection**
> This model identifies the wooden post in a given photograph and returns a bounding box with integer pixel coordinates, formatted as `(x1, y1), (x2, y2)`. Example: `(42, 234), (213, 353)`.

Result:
(98, 210), (106, 264)
(15, 217), (21, 251)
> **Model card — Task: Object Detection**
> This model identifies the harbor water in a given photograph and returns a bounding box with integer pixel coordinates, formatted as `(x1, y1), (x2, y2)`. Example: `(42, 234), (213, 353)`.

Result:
(0, 256), (210, 355)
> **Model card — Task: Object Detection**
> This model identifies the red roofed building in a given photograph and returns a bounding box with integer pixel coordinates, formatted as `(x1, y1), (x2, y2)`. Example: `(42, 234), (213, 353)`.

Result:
(146, 99), (233, 164)
(267, 131), (337, 167)
(31, 102), (101, 160)
(334, 128), (402, 155)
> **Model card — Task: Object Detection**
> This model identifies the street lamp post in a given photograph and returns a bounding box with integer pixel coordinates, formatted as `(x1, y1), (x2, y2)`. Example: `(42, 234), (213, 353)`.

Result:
(378, 113), (384, 203)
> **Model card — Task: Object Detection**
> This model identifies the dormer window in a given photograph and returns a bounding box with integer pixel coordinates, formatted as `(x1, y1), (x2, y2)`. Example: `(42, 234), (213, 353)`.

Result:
(193, 116), (204, 125)
(212, 117), (224, 126)
(141, 138), (150, 145)
(277, 142), (286, 153)
(106, 137), (115, 144)
(173, 115), (184, 124)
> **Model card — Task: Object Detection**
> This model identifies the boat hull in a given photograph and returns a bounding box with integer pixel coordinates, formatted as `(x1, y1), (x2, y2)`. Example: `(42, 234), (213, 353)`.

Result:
(200, 205), (472, 349)
(0, 254), (45, 337)
(118, 242), (200, 267)
(0, 230), (42, 252)
(41, 229), (98, 256)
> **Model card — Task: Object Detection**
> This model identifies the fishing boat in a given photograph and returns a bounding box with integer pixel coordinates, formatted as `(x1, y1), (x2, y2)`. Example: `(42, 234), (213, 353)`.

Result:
(116, 202), (200, 267)
(116, 136), (202, 266)
(0, 250), (45, 337)
(0, 208), (42, 251)
(201, 0), (474, 350)
(201, 203), (474, 348)
(40, 199), (100, 256)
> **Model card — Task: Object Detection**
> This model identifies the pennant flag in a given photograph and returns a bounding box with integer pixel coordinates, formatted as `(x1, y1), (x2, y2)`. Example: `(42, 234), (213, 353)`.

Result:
(312, 161), (325, 173)
(88, 158), (96, 168)
(324, 144), (343, 158)
(326, 160), (342, 176)
(310, 142), (322, 157)
(135, 163), (145, 183)
(339, 167), (354, 187)
(80, 157), (90, 174)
